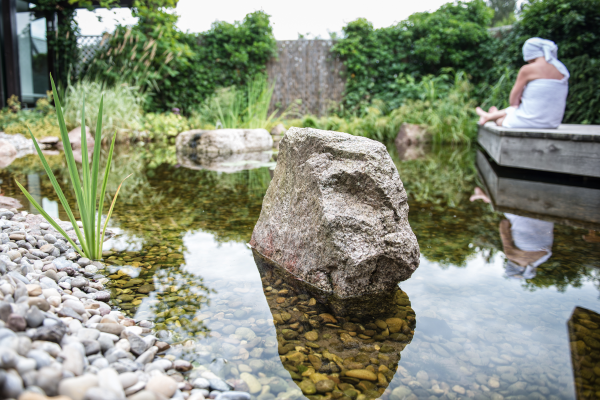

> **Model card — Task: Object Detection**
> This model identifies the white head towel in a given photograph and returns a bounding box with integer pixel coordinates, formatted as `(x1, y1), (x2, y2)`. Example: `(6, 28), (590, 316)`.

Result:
(522, 37), (570, 81)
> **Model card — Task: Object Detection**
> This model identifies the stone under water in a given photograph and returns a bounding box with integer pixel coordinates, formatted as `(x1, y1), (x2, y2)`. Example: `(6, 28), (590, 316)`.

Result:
(176, 129), (273, 155)
(250, 127), (419, 310)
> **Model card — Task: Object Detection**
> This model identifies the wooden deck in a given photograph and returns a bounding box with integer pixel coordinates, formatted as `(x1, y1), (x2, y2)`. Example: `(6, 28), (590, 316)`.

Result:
(476, 151), (600, 230)
(477, 123), (600, 177)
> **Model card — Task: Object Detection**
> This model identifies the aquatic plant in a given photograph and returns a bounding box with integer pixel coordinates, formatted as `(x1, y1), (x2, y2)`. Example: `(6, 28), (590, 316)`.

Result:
(15, 76), (129, 260)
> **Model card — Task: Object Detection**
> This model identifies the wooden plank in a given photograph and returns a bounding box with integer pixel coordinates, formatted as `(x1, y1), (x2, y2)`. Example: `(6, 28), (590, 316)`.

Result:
(477, 126), (502, 164)
(478, 123), (600, 177)
(498, 136), (600, 177)
(476, 151), (600, 230)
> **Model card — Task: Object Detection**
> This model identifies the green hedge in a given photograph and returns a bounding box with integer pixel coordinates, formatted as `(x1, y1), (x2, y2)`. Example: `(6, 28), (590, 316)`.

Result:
(331, 0), (494, 113)
(333, 0), (600, 124)
(83, 10), (277, 114)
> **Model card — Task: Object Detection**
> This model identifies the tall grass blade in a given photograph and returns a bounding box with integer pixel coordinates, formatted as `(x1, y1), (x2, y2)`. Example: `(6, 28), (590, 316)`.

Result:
(14, 181), (82, 252)
(90, 96), (104, 257)
(19, 125), (87, 255)
(96, 131), (118, 256)
(50, 76), (89, 253)
(101, 173), (132, 246)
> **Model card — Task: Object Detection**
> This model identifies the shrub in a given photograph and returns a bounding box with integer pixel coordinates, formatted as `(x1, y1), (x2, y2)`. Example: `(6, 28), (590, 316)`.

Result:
(332, 0), (494, 113)
(83, 9), (277, 114)
(0, 93), (60, 139)
(62, 80), (145, 141)
(286, 72), (477, 144)
(141, 113), (191, 143)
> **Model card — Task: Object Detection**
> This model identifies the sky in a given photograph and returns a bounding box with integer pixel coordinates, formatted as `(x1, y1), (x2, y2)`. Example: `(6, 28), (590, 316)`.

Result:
(75, 0), (454, 39)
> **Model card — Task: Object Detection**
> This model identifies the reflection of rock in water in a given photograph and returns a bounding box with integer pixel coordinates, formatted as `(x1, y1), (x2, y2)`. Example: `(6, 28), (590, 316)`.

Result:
(394, 123), (430, 161)
(253, 249), (404, 317)
(177, 151), (272, 173)
(568, 307), (600, 399)
(257, 257), (416, 399)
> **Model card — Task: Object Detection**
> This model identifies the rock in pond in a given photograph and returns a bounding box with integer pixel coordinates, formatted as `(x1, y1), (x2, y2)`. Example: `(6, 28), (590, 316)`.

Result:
(250, 127), (419, 307)
(177, 150), (272, 173)
(176, 129), (273, 155)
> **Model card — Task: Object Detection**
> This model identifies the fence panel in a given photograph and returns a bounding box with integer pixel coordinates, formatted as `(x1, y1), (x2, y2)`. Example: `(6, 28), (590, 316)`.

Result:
(266, 40), (345, 117)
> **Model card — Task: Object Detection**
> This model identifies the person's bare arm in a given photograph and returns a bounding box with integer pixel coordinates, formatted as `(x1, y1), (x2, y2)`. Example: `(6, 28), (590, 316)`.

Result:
(509, 66), (534, 107)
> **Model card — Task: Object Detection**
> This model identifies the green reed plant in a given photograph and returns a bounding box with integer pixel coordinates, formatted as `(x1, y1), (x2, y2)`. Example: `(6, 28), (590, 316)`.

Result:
(197, 74), (294, 131)
(15, 76), (130, 260)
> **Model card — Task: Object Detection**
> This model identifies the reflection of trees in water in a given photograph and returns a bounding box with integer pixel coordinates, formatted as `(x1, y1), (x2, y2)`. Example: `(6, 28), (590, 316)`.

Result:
(389, 144), (477, 208)
(108, 144), (271, 244)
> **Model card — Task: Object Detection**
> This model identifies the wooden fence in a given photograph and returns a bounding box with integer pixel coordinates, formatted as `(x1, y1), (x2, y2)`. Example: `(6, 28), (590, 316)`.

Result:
(266, 40), (345, 117)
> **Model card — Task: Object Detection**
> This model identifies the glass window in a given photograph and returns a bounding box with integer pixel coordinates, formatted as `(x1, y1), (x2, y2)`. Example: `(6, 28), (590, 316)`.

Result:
(16, 1), (48, 104)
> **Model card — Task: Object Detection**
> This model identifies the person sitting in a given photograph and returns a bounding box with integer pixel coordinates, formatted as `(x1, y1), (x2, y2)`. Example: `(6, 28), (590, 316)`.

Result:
(476, 38), (570, 129)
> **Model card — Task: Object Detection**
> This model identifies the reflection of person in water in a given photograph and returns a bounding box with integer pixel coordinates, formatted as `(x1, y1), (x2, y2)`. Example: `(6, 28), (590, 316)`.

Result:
(470, 188), (554, 279)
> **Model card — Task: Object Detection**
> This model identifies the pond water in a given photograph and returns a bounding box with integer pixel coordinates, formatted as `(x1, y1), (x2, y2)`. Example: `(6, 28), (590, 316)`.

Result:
(1, 143), (599, 400)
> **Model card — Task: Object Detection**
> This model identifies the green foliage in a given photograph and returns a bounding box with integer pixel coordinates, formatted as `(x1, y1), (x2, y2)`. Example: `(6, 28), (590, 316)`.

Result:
(84, 9), (277, 114)
(332, 1), (493, 113)
(0, 92), (60, 139)
(62, 80), (145, 141)
(141, 113), (191, 143)
(479, 67), (516, 110)
(563, 55), (600, 124)
(482, 0), (600, 124)
(487, 0), (517, 27)
(504, 0), (600, 64)
(195, 75), (285, 130)
(16, 77), (126, 260)
(286, 72), (477, 144)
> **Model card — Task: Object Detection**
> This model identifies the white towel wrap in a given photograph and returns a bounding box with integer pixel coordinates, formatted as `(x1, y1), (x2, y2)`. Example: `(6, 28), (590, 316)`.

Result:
(502, 38), (570, 129)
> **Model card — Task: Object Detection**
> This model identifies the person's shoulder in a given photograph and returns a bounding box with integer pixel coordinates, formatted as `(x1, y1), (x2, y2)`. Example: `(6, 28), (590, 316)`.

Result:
(518, 63), (538, 76)
(517, 63), (541, 81)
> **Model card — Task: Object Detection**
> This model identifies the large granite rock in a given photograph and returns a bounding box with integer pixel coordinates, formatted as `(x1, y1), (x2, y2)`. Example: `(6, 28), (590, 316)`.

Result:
(250, 127), (419, 302)
(176, 129), (273, 155)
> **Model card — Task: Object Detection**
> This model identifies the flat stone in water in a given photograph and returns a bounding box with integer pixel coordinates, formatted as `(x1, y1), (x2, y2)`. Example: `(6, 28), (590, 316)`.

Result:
(216, 391), (252, 400)
(209, 378), (231, 392)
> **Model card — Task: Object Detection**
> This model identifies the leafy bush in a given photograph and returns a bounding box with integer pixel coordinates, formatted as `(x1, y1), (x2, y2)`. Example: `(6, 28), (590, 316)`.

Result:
(563, 55), (600, 124)
(63, 80), (145, 141)
(482, 0), (600, 123)
(194, 75), (289, 131)
(332, 0), (493, 113)
(499, 0), (600, 66)
(0, 94), (60, 139)
(286, 72), (477, 144)
(141, 113), (191, 143)
(84, 9), (277, 114)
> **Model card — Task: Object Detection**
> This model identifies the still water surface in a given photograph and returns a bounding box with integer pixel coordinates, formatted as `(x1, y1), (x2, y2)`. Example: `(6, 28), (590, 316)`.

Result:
(1, 144), (599, 400)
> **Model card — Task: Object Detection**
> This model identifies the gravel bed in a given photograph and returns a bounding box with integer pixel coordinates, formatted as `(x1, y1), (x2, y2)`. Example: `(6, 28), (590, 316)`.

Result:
(0, 208), (251, 400)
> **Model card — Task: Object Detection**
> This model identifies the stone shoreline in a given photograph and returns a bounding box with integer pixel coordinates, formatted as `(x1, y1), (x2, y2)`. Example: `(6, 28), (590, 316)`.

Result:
(0, 208), (251, 400)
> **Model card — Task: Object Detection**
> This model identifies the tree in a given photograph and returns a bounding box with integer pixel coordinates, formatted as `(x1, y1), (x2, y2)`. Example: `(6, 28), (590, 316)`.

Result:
(487, 0), (517, 26)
